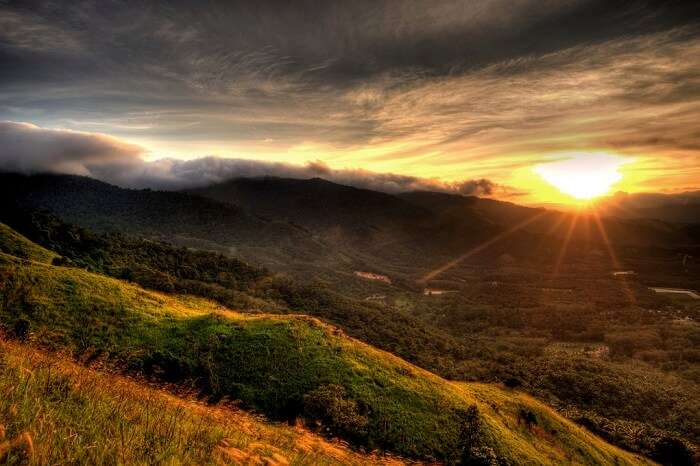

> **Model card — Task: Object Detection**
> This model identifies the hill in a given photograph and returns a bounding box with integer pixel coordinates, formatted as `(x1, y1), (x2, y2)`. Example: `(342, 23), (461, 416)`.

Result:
(190, 177), (495, 236)
(0, 223), (57, 264)
(0, 339), (402, 465)
(0, 172), (344, 273)
(5, 172), (698, 290)
(190, 176), (437, 234)
(595, 191), (700, 224)
(399, 190), (700, 248)
(189, 176), (504, 272)
(0, 212), (468, 375)
(0, 172), (528, 287)
(0, 236), (651, 464)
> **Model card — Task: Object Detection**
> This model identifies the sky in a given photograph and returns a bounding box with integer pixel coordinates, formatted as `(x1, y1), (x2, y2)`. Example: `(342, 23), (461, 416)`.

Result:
(1, 0), (699, 204)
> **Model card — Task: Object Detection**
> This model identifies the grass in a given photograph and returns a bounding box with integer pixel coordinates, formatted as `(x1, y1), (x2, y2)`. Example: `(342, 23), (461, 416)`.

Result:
(0, 339), (402, 465)
(461, 383), (651, 465)
(0, 224), (57, 265)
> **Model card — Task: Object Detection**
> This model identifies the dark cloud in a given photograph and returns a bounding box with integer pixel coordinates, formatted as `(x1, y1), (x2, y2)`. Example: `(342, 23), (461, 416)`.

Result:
(0, 121), (512, 196)
(136, 157), (508, 195)
(2, 1), (697, 86)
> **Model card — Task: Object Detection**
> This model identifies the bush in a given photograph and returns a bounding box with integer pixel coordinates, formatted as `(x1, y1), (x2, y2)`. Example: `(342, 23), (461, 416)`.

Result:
(13, 318), (30, 340)
(650, 436), (694, 466)
(518, 408), (538, 427)
(0, 268), (35, 339)
(303, 384), (368, 441)
(605, 330), (662, 358)
(503, 376), (523, 389)
(51, 256), (72, 267)
(456, 406), (497, 465)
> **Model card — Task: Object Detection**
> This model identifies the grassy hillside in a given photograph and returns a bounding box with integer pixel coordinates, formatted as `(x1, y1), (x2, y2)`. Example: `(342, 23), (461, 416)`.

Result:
(0, 208), (470, 377)
(0, 223), (57, 264)
(0, 249), (651, 464)
(0, 339), (401, 465)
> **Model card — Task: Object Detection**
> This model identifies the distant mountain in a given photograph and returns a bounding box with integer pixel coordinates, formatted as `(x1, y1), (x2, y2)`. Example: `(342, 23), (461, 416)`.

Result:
(188, 176), (503, 263)
(3, 172), (698, 285)
(1, 173), (500, 282)
(399, 190), (540, 226)
(399, 190), (700, 249)
(190, 176), (435, 235)
(192, 178), (700, 283)
(595, 191), (700, 224)
(0, 172), (339, 272)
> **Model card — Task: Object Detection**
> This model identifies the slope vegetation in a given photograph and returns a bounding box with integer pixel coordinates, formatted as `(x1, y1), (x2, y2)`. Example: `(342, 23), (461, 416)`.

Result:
(0, 223), (57, 264)
(0, 339), (401, 465)
(0, 241), (651, 464)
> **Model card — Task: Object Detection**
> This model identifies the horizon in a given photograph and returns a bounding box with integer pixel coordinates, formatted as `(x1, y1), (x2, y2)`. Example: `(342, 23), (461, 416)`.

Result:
(4, 167), (700, 213)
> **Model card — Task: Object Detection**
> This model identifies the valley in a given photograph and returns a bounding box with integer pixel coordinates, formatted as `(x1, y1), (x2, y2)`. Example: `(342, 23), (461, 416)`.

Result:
(1, 172), (699, 464)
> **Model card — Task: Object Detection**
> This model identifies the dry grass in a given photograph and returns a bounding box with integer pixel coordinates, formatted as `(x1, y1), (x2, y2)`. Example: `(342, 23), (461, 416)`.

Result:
(0, 339), (408, 465)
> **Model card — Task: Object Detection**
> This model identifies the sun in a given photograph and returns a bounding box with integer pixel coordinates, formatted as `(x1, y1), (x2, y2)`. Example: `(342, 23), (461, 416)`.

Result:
(534, 152), (628, 201)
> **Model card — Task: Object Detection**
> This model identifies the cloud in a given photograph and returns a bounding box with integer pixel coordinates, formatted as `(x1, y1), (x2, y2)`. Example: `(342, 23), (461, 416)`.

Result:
(0, 121), (512, 196)
(128, 156), (516, 196)
(0, 121), (143, 177)
(455, 179), (495, 196)
(0, 10), (85, 55)
(0, 1), (699, 199)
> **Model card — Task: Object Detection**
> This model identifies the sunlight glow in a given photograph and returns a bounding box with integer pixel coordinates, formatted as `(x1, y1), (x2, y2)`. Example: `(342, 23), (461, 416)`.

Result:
(420, 211), (548, 282)
(534, 153), (628, 200)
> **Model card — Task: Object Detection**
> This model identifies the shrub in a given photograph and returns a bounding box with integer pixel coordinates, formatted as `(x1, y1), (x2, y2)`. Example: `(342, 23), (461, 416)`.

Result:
(503, 376), (523, 389)
(12, 319), (30, 341)
(650, 436), (694, 466)
(455, 405), (497, 465)
(0, 269), (35, 339)
(303, 384), (368, 441)
(51, 256), (72, 267)
(518, 408), (538, 427)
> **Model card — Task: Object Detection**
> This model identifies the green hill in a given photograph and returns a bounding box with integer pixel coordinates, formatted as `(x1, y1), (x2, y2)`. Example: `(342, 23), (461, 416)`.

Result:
(0, 235), (651, 464)
(0, 223), (57, 264)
